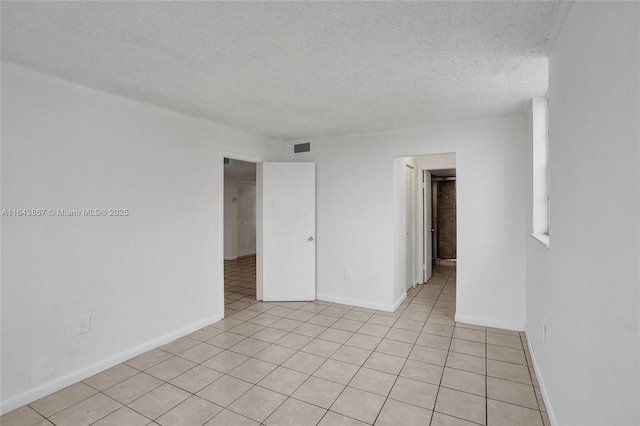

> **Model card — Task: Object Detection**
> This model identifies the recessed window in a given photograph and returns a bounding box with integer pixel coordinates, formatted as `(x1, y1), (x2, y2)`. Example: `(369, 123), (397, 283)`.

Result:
(531, 97), (549, 247)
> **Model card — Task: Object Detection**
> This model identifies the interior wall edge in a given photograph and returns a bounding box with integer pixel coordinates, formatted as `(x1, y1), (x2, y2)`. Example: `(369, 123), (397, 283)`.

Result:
(393, 291), (408, 313)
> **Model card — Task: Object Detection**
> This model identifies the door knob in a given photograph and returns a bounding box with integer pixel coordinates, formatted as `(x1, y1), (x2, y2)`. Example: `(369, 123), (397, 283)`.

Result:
(307, 236), (314, 242)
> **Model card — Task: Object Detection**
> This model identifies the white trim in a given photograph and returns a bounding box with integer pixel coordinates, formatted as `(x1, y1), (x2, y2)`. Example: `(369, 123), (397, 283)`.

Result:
(220, 150), (264, 164)
(0, 313), (223, 415)
(317, 293), (405, 313)
(525, 327), (558, 426)
(405, 164), (416, 289)
(455, 313), (525, 331)
(532, 97), (550, 236)
(530, 233), (550, 248)
(256, 163), (263, 301)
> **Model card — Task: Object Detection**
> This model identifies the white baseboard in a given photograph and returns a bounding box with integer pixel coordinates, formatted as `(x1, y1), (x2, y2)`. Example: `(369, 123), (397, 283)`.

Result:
(524, 327), (558, 426)
(454, 313), (524, 331)
(0, 313), (223, 415)
(317, 293), (400, 312)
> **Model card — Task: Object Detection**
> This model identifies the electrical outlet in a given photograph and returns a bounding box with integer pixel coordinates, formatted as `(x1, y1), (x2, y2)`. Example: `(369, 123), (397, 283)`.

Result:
(344, 268), (352, 280)
(542, 323), (547, 344)
(79, 316), (92, 335)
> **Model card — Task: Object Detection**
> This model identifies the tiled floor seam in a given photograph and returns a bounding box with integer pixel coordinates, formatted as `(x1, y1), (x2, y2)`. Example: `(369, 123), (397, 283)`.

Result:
(428, 267), (455, 426)
(485, 327), (489, 426)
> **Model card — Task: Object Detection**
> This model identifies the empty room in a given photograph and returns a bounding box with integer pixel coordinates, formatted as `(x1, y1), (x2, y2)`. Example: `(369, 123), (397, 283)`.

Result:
(1, 1), (638, 426)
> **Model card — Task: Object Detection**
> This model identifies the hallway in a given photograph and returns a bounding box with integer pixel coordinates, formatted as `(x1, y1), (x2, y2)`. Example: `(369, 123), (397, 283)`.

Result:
(3, 261), (547, 426)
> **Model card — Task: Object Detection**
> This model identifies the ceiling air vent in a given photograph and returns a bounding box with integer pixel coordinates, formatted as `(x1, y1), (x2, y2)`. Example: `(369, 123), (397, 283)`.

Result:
(294, 143), (311, 153)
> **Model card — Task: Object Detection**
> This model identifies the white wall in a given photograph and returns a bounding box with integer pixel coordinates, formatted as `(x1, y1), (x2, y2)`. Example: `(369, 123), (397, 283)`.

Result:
(223, 180), (239, 260)
(525, 2), (640, 425)
(284, 115), (527, 326)
(0, 63), (277, 413)
(415, 153), (456, 172)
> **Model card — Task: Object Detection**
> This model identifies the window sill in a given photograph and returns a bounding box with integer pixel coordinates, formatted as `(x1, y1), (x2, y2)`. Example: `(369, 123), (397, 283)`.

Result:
(530, 233), (550, 248)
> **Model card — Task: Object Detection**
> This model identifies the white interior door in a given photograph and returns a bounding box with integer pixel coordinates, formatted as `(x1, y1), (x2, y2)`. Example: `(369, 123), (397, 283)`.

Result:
(423, 170), (433, 282)
(260, 162), (315, 301)
(406, 164), (415, 289)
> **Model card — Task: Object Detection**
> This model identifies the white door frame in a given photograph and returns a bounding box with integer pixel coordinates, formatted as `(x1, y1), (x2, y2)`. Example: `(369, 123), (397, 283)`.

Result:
(405, 153), (456, 288)
(219, 150), (264, 317)
(406, 163), (416, 289)
(422, 170), (433, 283)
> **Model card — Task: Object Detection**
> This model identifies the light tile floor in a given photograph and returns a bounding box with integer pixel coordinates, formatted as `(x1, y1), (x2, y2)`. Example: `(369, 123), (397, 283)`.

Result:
(2, 256), (549, 426)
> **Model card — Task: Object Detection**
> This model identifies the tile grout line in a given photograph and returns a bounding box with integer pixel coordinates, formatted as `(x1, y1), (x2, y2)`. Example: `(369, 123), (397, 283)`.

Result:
(428, 266), (454, 426)
(486, 325), (489, 426)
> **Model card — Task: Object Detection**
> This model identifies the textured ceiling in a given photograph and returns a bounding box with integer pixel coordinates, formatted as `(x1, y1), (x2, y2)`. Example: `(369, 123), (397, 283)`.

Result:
(1, 1), (570, 140)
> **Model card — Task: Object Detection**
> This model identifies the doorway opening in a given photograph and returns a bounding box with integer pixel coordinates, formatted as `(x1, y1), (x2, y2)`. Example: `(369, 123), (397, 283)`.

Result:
(220, 158), (317, 318)
(223, 157), (258, 317)
(395, 153), (457, 319)
(430, 171), (457, 267)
